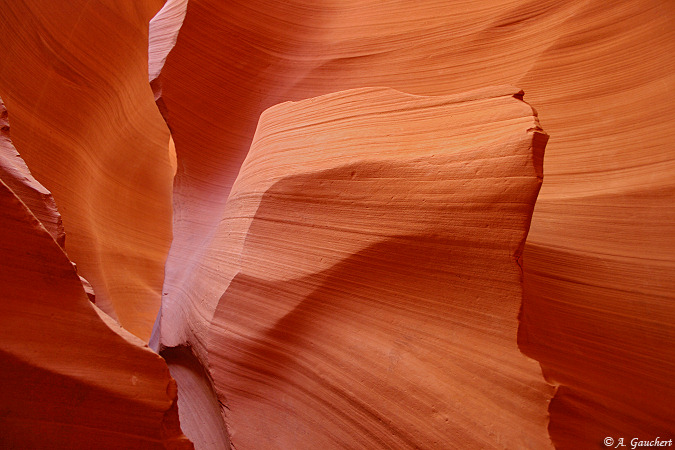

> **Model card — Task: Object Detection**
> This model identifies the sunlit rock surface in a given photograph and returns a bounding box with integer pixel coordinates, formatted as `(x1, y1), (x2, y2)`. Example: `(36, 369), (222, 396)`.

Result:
(0, 1), (191, 447)
(151, 1), (675, 448)
(201, 86), (552, 448)
(0, 0), (673, 448)
(0, 0), (174, 340)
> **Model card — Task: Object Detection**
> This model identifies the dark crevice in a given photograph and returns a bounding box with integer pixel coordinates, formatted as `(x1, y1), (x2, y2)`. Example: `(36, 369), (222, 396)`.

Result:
(160, 345), (231, 450)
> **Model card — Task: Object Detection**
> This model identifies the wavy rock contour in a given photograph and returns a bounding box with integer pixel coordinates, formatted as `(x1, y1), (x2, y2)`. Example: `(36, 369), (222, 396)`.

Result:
(0, 1), (192, 447)
(0, 98), (64, 247)
(0, 0), (174, 340)
(155, 85), (552, 448)
(0, 162), (191, 448)
(0, 0), (673, 448)
(152, 1), (675, 447)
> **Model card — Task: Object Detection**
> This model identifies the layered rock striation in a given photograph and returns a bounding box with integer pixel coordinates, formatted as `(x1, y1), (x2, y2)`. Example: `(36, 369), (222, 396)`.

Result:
(0, 132), (191, 448)
(0, 0), (174, 340)
(0, 0), (673, 448)
(201, 86), (552, 448)
(0, 98), (64, 247)
(0, 2), (192, 447)
(151, 1), (675, 448)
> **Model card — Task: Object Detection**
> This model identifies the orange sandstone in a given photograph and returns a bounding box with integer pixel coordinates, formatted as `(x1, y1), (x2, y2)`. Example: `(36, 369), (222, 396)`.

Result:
(0, 0), (672, 448)
(0, 0), (174, 340)
(202, 86), (552, 448)
(0, 170), (191, 448)
(152, 1), (675, 447)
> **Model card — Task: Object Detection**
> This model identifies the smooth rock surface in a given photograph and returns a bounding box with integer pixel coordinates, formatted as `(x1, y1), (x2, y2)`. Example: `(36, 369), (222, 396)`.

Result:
(0, 0), (673, 448)
(152, 1), (675, 447)
(159, 85), (552, 448)
(162, 346), (231, 450)
(0, 176), (192, 448)
(149, 0), (189, 87)
(0, 97), (64, 247)
(0, 0), (174, 340)
(0, 96), (97, 301)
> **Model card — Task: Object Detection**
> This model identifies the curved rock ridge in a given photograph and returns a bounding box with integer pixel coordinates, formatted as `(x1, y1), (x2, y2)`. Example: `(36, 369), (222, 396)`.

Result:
(0, 96), (97, 302)
(153, 1), (675, 446)
(152, 85), (546, 352)
(0, 0), (174, 340)
(154, 86), (553, 448)
(0, 176), (192, 448)
(514, 1), (675, 445)
(0, 1), (671, 448)
(153, 1), (593, 334)
(162, 346), (231, 450)
(0, 97), (64, 248)
(149, 0), (189, 100)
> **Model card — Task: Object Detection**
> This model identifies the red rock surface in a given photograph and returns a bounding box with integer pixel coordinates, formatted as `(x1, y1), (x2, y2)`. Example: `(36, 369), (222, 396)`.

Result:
(0, 1), (191, 447)
(0, 98), (64, 247)
(0, 166), (191, 447)
(0, 0), (174, 340)
(202, 86), (552, 448)
(149, 1), (674, 448)
(149, 0), (189, 88)
(1, 0), (673, 448)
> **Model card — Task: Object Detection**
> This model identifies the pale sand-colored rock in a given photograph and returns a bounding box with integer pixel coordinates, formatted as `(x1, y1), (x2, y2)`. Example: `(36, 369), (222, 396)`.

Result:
(163, 347), (231, 450)
(158, 86), (553, 448)
(0, 177), (192, 448)
(0, 0), (174, 340)
(152, 1), (675, 446)
(149, 0), (189, 87)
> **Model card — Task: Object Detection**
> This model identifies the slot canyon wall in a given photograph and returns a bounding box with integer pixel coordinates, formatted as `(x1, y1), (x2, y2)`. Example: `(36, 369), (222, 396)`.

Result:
(0, 0), (673, 449)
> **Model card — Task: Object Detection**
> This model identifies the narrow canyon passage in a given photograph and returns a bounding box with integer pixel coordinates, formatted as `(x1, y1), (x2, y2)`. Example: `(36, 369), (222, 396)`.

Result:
(0, 1), (673, 448)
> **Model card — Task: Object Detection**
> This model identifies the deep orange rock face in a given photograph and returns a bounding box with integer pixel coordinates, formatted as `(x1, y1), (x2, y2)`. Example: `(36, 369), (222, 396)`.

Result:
(0, 154), (191, 447)
(0, 1), (191, 447)
(1, 0), (673, 449)
(0, 0), (174, 340)
(202, 86), (552, 448)
(150, 1), (674, 448)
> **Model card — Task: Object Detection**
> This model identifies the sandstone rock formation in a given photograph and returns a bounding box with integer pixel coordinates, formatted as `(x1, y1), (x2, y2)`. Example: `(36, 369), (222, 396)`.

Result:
(149, 1), (675, 448)
(0, 98), (64, 247)
(1, 0), (673, 449)
(151, 83), (553, 447)
(0, 136), (191, 448)
(205, 86), (552, 448)
(0, 0), (174, 340)
(0, 1), (191, 447)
